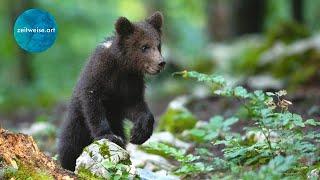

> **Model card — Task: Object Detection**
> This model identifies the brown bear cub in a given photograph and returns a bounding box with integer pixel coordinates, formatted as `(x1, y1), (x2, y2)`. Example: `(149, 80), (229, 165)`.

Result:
(58, 12), (165, 171)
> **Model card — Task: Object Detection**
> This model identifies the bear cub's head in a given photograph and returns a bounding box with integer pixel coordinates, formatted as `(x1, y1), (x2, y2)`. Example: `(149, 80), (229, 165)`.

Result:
(115, 12), (165, 75)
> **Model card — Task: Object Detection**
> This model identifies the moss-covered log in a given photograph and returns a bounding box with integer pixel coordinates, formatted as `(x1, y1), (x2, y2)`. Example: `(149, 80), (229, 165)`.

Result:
(0, 128), (76, 179)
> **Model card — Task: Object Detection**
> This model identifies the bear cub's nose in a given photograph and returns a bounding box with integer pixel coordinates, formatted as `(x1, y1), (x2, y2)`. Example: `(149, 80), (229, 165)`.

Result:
(159, 61), (166, 68)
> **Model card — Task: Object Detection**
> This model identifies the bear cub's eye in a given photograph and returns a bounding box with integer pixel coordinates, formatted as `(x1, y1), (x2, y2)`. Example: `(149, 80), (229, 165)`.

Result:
(141, 45), (150, 52)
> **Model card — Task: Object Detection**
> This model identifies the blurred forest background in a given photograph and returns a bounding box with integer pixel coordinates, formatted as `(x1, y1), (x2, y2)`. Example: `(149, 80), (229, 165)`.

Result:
(0, 0), (320, 153)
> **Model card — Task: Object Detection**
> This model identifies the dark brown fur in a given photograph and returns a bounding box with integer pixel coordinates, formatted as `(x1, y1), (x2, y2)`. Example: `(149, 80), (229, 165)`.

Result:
(58, 12), (164, 171)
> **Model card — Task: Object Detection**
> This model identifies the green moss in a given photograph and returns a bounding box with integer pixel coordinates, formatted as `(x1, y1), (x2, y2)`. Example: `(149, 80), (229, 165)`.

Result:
(231, 45), (266, 76)
(3, 163), (53, 180)
(99, 142), (110, 158)
(118, 158), (131, 166)
(268, 49), (320, 89)
(190, 55), (215, 73)
(231, 21), (312, 80)
(77, 166), (105, 180)
(157, 107), (197, 134)
(93, 141), (100, 145)
(266, 21), (310, 45)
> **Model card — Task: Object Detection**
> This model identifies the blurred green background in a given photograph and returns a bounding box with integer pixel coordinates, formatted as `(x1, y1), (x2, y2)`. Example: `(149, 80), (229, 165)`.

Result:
(0, 0), (320, 129)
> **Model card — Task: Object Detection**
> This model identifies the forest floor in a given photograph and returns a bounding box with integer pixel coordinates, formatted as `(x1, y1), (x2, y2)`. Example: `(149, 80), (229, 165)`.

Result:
(1, 83), (319, 155)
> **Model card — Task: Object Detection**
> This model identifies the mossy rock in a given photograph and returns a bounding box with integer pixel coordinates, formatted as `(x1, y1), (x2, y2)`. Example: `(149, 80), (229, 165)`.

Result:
(157, 107), (197, 134)
(266, 21), (310, 45)
(75, 139), (136, 179)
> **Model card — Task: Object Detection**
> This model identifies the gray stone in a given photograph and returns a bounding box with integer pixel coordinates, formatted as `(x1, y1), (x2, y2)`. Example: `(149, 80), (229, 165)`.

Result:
(137, 168), (178, 180)
(75, 139), (135, 179)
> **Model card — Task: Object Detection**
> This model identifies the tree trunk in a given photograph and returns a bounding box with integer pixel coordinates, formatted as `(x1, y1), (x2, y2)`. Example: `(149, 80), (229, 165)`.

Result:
(232, 0), (266, 36)
(292, 0), (303, 23)
(206, 0), (233, 41)
(8, 0), (35, 84)
(206, 0), (266, 41)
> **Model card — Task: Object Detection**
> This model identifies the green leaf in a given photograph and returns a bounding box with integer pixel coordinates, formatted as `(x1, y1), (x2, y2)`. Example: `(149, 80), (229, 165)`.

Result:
(234, 86), (250, 98)
(223, 117), (239, 129)
(208, 116), (224, 129)
(174, 71), (226, 86)
(292, 114), (305, 127)
(266, 155), (296, 174)
(204, 132), (219, 141)
(214, 140), (228, 145)
(266, 92), (275, 96)
(305, 119), (320, 126)
(253, 90), (266, 101)
(189, 129), (206, 138)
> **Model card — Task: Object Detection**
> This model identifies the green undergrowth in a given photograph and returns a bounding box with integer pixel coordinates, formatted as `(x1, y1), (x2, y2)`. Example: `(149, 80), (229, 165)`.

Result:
(1, 163), (53, 180)
(145, 71), (320, 179)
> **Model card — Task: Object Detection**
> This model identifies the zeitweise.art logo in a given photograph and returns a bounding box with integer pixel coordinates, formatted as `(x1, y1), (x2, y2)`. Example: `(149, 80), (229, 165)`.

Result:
(13, 8), (57, 53)
(17, 27), (56, 33)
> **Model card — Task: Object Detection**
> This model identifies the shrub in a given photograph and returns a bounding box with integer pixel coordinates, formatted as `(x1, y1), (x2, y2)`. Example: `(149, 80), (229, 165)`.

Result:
(146, 71), (320, 179)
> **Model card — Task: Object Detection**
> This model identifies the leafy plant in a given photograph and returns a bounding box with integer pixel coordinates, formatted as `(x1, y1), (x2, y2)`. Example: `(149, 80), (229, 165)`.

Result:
(146, 71), (320, 179)
(187, 115), (238, 143)
(158, 107), (197, 134)
(144, 142), (216, 177)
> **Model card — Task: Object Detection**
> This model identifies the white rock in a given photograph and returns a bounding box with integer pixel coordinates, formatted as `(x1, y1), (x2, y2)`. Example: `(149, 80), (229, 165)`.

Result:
(20, 122), (55, 136)
(127, 143), (174, 171)
(246, 130), (279, 143)
(75, 139), (134, 179)
(137, 168), (179, 180)
(195, 120), (209, 128)
(168, 95), (191, 110)
(248, 75), (283, 90)
(145, 132), (192, 150)
(259, 34), (320, 65)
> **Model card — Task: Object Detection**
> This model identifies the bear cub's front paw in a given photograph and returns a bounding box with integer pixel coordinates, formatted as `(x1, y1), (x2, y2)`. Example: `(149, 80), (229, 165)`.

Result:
(95, 134), (125, 148)
(130, 119), (154, 145)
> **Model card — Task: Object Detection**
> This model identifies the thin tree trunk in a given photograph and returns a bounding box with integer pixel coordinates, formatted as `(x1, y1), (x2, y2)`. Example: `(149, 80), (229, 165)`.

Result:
(206, 0), (233, 41)
(232, 0), (266, 36)
(292, 0), (303, 23)
(8, 0), (35, 84)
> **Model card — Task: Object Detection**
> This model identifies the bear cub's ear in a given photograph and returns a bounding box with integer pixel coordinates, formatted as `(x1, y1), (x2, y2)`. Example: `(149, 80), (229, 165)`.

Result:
(115, 17), (134, 36)
(146, 11), (163, 32)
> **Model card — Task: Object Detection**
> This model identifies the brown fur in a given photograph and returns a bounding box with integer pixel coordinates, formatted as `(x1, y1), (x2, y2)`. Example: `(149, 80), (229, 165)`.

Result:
(58, 12), (165, 171)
